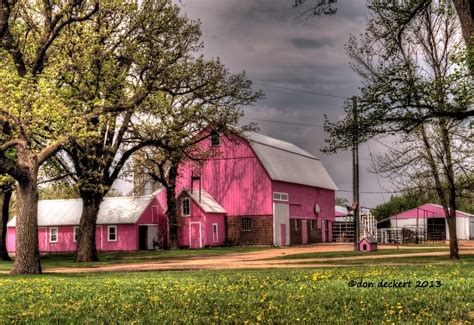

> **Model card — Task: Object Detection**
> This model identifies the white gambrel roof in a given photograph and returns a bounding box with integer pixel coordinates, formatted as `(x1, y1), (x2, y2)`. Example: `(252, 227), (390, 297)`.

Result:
(245, 132), (338, 190)
(184, 189), (226, 214)
(8, 195), (155, 227)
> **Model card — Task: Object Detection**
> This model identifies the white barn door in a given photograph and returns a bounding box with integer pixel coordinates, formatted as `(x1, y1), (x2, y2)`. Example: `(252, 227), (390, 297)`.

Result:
(274, 203), (290, 246)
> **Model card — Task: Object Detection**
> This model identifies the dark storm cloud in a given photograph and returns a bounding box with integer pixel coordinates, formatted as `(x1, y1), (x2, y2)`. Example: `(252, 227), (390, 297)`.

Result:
(290, 37), (334, 49)
(176, 0), (393, 208)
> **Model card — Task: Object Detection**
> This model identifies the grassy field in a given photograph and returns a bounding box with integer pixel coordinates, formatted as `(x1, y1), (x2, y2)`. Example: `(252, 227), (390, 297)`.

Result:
(272, 247), (449, 260)
(1, 262), (473, 323)
(0, 246), (269, 272)
(294, 254), (474, 265)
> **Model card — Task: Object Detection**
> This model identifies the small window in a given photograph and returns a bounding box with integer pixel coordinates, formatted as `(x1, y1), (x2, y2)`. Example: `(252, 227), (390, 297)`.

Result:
(49, 227), (58, 243)
(210, 131), (221, 146)
(73, 226), (79, 242)
(241, 218), (252, 232)
(212, 223), (219, 242)
(182, 198), (190, 216)
(108, 225), (117, 242)
(273, 192), (289, 201)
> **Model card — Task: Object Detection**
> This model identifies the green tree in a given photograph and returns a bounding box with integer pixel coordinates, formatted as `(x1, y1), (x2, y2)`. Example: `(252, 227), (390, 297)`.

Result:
(324, 1), (472, 259)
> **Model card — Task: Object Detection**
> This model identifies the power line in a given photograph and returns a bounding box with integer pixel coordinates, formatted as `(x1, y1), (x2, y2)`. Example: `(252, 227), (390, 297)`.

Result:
(253, 82), (349, 99)
(337, 189), (402, 194)
(242, 117), (324, 128)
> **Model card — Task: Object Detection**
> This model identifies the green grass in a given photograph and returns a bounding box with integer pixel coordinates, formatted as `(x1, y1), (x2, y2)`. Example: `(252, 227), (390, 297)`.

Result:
(1, 263), (473, 323)
(271, 247), (448, 260)
(294, 254), (474, 265)
(0, 246), (270, 271)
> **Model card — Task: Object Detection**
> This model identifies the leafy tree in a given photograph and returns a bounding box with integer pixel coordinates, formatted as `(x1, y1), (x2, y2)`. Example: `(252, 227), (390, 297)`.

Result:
(335, 197), (349, 206)
(132, 59), (263, 249)
(0, 0), (100, 273)
(324, 1), (472, 259)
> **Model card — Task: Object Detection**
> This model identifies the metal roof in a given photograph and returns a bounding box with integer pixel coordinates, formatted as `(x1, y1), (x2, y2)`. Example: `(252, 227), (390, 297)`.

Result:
(245, 132), (338, 190)
(335, 205), (349, 216)
(184, 189), (226, 214)
(8, 195), (155, 227)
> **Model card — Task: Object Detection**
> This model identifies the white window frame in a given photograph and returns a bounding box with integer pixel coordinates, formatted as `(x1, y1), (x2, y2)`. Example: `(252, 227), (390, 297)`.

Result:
(49, 227), (58, 243)
(273, 192), (289, 201)
(73, 226), (79, 242)
(107, 225), (117, 242)
(241, 217), (252, 232)
(212, 223), (219, 242)
(182, 198), (191, 216)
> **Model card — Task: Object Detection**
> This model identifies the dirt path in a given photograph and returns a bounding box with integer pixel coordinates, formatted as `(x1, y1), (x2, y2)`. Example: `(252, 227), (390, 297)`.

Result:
(40, 243), (473, 274)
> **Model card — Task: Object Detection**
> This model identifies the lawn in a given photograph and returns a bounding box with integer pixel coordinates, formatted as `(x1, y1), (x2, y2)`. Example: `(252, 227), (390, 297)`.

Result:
(1, 262), (473, 323)
(0, 246), (270, 272)
(294, 254), (474, 265)
(271, 247), (449, 260)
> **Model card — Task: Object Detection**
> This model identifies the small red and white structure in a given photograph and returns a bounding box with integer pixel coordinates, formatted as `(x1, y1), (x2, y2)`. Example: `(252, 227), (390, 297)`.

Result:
(358, 236), (378, 252)
(379, 203), (474, 241)
(6, 195), (165, 253)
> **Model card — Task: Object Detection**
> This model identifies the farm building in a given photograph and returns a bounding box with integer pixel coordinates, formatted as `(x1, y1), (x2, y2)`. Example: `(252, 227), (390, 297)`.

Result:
(6, 195), (165, 253)
(378, 203), (474, 243)
(148, 131), (338, 247)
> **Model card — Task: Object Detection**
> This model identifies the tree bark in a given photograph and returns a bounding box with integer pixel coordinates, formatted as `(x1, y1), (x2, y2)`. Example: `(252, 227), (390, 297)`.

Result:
(11, 179), (41, 274)
(75, 193), (103, 262)
(164, 163), (179, 250)
(452, 0), (474, 47)
(1, 189), (13, 261)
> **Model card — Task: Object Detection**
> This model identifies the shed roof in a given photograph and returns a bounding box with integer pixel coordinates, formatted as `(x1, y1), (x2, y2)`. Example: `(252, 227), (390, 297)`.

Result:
(7, 195), (155, 227)
(245, 132), (338, 190)
(388, 203), (474, 220)
(183, 189), (226, 214)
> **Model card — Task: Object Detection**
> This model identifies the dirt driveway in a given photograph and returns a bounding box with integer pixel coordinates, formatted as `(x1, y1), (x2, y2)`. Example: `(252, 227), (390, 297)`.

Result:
(43, 242), (474, 274)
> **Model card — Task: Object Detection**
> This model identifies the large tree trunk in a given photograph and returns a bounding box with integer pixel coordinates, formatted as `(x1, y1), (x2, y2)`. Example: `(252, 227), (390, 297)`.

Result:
(164, 163), (179, 250)
(11, 179), (41, 274)
(75, 193), (103, 262)
(453, 0), (474, 47)
(1, 189), (13, 261)
(0, 190), (12, 261)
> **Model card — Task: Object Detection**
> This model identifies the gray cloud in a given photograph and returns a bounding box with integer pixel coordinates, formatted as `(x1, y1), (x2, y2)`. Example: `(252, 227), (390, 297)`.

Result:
(290, 37), (334, 49)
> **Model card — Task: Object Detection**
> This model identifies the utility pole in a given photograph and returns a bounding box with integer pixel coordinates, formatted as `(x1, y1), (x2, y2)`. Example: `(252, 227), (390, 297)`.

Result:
(352, 96), (360, 251)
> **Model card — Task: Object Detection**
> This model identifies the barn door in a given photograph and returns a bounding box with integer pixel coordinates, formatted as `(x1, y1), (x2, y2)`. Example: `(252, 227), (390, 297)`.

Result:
(274, 203), (290, 246)
(189, 222), (202, 249)
(470, 221), (474, 240)
(301, 220), (308, 244)
(139, 226), (148, 250)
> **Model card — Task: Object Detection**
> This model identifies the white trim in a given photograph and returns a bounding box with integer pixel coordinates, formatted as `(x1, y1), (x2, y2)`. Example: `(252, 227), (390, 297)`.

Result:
(212, 223), (219, 242)
(49, 227), (58, 243)
(107, 225), (117, 242)
(73, 226), (79, 242)
(273, 192), (289, 201)
(182, 198), (191, 216)
(189, 222), (202, 248)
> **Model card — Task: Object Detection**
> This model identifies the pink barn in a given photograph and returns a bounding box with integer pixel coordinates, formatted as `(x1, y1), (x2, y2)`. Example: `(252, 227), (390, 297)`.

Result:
(153, 131), (338, 247)
(6, 195), (165, 253)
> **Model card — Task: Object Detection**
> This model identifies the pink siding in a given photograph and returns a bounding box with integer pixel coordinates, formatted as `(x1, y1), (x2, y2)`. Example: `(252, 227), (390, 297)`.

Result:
(177, 198), (225, 247)
(390, 203), (471, 220)
(272, 181), (335, 221)
(177, 134), (273, 216)
(6, 197), (163, 253)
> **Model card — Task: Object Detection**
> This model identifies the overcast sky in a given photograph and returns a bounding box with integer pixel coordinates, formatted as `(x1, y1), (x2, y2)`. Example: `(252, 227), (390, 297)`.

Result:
(170, 0), (396, 208)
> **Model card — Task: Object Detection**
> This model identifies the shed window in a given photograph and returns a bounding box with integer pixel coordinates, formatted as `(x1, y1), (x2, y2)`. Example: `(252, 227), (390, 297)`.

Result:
(49, 227), (58, 243)
(108, 225), (117, 242)
(73, 226), (79, 242)
(212, 223), (219, 242)
(210, 131), (221, 146)
(182, 198), (190, 216)
(241, 218), (252, 232)
(273, 192), (289, 201)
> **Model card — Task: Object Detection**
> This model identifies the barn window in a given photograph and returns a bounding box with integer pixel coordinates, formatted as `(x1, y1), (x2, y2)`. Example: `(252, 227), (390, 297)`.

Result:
(49, 227), (58, 243)
(210, 131), (221, 146)
(241, 218), (252, 232)
(108, 225), (117, 242)
(73, 226), (79, 242)
(212, 223), (219, 242)
(273, 192), (289, 201)
(182, 198), (191, 216)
